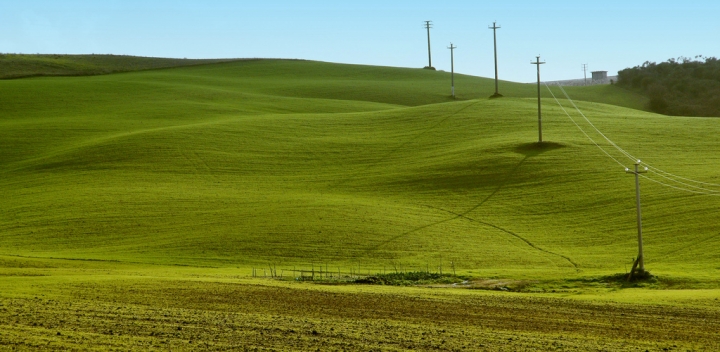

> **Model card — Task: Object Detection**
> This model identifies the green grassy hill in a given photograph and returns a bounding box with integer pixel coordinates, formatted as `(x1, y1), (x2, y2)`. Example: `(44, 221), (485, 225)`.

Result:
(0, 54), (241, 79)
(0, 59), (716, 281)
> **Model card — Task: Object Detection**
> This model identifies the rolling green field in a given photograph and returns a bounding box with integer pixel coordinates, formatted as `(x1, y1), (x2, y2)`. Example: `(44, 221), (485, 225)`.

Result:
(0, 54), (241, 79)
(1, 58), (719, 350)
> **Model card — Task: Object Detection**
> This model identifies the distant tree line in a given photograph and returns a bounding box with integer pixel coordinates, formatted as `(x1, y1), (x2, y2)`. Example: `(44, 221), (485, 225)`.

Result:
(617, 56), (720, 117)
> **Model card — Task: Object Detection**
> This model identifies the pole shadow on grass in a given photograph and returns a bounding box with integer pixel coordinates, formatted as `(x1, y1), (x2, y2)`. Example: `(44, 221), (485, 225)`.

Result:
(365, 141), (578, 270)
(512, 141), (566, 158)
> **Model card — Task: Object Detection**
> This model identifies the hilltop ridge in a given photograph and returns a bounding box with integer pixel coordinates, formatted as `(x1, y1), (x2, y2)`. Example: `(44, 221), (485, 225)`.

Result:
(0, 54), (246, 79)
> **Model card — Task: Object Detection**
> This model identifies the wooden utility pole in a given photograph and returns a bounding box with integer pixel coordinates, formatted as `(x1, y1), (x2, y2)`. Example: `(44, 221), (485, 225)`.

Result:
(626, 161), (648, 276)
(531, 56), (546, 143)
(424, 21), (433, 68)
(489, 22), (502, 97)
(448, 43), (457, 97)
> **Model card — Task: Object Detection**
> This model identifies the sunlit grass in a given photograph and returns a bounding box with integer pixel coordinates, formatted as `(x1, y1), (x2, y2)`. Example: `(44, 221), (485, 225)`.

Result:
(1, 59), (718, 279)
(1, 58), (719, 349)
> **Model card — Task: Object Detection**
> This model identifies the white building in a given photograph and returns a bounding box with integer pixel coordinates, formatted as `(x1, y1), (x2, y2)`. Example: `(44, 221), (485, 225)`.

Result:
(591, 71), (608, 81)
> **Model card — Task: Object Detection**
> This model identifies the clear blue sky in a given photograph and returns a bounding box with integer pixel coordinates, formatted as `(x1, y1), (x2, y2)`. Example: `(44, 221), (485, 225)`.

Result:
(2, 0), (719, 82)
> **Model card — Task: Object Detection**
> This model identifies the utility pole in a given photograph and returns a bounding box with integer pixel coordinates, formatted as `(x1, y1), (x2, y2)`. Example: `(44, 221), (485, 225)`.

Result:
(582, 64), (588, 85)
(424, 21), (433, 69)
(448, 43), (457, 97)
(626, 161), (648, 276)
(488, 22), (502, 97)
(531, 56), (545, 143)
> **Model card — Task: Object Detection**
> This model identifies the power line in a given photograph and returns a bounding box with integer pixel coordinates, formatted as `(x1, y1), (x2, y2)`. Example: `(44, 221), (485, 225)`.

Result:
(447, 43), (457, 98)
(544, 84), (628, 168)
(556, 85), (720, 192)
(626, 161), (648, 274)
(556, 85), (637, 162)
(549, 84), (652, 277)
(548, 84), (720, 196)
(547, 83), (647, 276)
(489, 22), (502, 97)
(645, 165), (720, 188)
(546, 83), (719, 278)
(646, 169), (720, 193)
(641, 174), (720, 196)
(531, 56), (546, 143)
(424, 21), (433, 69)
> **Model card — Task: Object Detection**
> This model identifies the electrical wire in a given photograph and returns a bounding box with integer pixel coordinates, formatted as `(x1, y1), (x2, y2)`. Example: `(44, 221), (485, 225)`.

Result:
(555, 85), (720, 194)
(544, 84), (628, 169)
(640, 174), (720, 196)
(645, 164), (720, 187)
(646, 169), (720, 193)
(557, 85), (638, 162)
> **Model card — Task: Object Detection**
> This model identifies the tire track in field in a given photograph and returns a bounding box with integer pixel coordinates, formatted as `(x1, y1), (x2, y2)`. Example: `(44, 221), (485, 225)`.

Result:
(364, 154), (526, 255)
(363, 152), (580, 270)
(178, 145), (222, 181)
(661, 232), (720, 258)
(330, 100), (480, 189)
(192, 151), (212, 172)
(425, 205), (580, 270)
(459, 155), (529, 216)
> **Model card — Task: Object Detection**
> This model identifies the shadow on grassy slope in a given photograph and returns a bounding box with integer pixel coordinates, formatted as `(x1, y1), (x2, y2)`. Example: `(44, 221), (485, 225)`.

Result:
(513, 141), (566, 157)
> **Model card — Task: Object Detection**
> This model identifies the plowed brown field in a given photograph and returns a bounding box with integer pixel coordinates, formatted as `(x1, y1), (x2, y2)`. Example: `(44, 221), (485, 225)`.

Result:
(1, 279), (718, 351)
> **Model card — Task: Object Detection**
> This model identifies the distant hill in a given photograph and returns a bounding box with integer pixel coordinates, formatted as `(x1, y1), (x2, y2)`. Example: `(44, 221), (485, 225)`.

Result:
(0, 54), (244, 79)
(0, 55), (648, 111)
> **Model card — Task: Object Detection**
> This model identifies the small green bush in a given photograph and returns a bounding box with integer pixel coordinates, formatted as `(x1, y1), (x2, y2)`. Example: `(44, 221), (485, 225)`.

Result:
(355, 271), (468, 286)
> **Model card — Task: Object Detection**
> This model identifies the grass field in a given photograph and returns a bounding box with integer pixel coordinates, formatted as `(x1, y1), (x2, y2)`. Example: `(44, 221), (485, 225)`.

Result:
(0, 54), (241, 79)
(1, 58), (718, 350)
